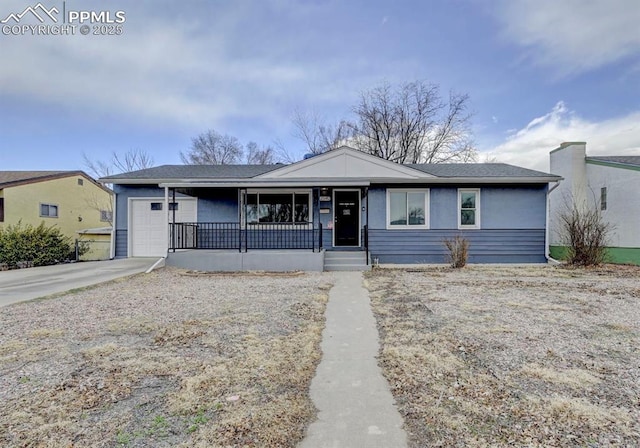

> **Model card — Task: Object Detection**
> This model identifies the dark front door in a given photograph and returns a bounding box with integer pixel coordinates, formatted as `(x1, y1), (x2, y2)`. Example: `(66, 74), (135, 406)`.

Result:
(334, 190), (360, 246)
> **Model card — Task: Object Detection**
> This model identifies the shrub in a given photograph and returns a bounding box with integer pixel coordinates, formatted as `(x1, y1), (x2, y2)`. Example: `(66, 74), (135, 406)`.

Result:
(558, 203), (611, 266)
(0, 221), (76, 269)
(443, 235), (469, 268)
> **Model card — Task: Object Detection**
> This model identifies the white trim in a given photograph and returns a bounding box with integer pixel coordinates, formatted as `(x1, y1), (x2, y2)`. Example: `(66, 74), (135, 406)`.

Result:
(255, 146), (429, 179)
(386, 188), (430, 230)
(110, 192), (117, 259)
(332, 188), (361, 248)
(458, 188), (481, 229)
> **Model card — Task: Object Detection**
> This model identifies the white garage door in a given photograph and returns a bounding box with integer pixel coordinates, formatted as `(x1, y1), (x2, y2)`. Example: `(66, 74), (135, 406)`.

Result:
(130, 198), (197, 257)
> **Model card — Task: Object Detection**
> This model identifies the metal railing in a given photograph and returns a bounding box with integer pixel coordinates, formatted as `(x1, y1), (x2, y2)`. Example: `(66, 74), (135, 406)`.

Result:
(169, 222), (323, 252)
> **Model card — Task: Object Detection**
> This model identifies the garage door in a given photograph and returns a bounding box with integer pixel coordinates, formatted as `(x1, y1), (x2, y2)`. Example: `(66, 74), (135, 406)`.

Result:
(130, 198), (197, 257)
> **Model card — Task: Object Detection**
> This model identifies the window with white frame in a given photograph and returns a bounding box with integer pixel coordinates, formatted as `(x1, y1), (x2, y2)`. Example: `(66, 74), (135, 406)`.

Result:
(458, 189), (480, 229)
(245, 191), (311, 224)
(386, 189), (429, 229)
(40, 203), (58, 218)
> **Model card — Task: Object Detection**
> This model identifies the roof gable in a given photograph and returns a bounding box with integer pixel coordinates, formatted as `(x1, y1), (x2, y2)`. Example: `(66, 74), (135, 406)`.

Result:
(257, 146), (431, 180)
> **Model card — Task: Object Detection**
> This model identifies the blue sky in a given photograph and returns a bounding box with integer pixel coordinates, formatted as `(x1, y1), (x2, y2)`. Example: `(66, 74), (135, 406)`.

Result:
(1, 0), (639, 173)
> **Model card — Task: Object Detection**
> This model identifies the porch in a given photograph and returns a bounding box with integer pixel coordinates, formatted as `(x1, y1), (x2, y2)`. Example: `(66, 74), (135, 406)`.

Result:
(167, 222), (370, 272)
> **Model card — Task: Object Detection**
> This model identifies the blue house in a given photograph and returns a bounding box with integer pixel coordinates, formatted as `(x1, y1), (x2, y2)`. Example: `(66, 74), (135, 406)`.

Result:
(101, 146), (561, 271)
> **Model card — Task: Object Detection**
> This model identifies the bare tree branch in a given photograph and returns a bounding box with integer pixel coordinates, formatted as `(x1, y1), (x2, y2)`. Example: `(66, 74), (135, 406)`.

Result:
(83, 149), (154, 178)
(245, 141), (278, 164)
(349, 80), (477, 163)
(181, 129), (243, 165)
(292, 109), (351, 155)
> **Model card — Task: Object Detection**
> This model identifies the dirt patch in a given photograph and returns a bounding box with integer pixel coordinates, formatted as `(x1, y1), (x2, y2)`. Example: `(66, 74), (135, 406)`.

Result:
(0, 267), (332, 447)
(365, 264), (640, 447)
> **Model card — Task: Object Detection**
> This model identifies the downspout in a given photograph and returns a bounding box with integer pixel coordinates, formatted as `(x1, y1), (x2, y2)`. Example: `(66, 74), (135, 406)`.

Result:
(546, 181), (562, 262)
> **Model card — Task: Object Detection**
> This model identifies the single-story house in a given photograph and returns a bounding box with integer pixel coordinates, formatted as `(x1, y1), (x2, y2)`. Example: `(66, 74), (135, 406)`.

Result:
(549, 141), (640, 265)
(101, 146), (561, 271)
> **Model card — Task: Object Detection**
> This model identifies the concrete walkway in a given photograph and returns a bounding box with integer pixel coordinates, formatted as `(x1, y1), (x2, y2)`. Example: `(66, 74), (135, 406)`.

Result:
(0, 258), (161, 307)
(299, 271), (408, 448)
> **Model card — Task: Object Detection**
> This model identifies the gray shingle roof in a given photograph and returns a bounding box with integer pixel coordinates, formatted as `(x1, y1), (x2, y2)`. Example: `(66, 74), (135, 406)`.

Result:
(587, 156), (640, 167)
(408, 163), (555, 178)
(101, 164), (283, 181)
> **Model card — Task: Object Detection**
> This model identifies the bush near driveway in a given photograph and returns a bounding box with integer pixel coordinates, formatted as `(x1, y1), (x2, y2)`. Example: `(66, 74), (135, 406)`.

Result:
(0, 221), (83, 268)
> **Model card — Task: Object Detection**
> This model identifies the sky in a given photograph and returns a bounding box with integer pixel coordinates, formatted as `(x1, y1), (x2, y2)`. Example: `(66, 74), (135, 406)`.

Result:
(1, 0), (639, 174)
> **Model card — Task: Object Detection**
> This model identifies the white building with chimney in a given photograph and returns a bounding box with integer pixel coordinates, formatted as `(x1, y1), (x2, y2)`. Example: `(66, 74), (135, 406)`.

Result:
(549, 142), (640, 265)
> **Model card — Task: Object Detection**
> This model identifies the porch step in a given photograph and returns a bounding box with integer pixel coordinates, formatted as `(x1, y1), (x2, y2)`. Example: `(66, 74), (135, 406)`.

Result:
(324, 251), (371, 271)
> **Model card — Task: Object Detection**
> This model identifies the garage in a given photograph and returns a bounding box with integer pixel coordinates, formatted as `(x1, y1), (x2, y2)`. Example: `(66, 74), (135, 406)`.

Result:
(129, 198), (197, 257)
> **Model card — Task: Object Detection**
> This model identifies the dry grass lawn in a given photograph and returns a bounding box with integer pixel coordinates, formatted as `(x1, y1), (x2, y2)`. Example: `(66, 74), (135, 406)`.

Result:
(0, 268), (332, 447)
(365, 264), (640, 447)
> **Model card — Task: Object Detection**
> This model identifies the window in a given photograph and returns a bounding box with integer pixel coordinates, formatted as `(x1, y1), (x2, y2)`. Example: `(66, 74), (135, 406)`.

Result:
(0, 198), (4, 222)
(169, 202), (179, 211)
(386, 189), (429, 229)
(458, 189), (480, 229)
(77, 178), (84, 186)
(245, 191), (311, 224)
(100, 210), (113, 222)
(601, 187), (607, 211)
(40, 203), (58, 218)
(150, 202), (163, 211)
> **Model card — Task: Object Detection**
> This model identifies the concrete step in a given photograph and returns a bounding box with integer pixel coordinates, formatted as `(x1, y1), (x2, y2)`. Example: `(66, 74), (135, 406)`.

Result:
(324, 251), (370, 271)
(324, 263), (371, 271)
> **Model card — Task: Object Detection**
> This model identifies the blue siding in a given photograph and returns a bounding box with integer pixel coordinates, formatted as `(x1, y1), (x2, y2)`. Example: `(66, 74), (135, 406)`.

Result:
(482, 186), (547, 229)
(197, 189), (238, 222)
(115, 229), (127, 258)
(367, 185), (548, 230)
(430, 189), (458, 229)
(369, 229), (546, 264)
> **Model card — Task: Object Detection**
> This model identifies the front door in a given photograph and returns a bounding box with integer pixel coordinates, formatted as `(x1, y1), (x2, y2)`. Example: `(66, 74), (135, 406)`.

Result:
(334, 190), (360, 246)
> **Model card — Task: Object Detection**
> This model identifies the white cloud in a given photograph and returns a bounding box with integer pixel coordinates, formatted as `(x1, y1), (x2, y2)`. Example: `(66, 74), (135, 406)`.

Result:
(496, 0), (640, 76)
(485, 102), (640, 172)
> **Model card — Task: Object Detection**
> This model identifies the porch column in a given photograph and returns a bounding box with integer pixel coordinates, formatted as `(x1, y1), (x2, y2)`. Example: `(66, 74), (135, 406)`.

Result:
(164, 186), (169, 256)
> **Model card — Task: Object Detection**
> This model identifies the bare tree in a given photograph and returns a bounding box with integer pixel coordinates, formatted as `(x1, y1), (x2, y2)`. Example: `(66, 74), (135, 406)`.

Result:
(292, 109), (351, 155)
(83, 148), (154, 178)
(245, 141), (278, 164)
(181, 129), (243, 165)
(557, 200), (612, 266)
(349, 80), (476, 163)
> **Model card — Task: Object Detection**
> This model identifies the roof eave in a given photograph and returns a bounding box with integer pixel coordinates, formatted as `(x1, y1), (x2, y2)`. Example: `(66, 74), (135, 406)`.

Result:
(154, 176), (562, 188)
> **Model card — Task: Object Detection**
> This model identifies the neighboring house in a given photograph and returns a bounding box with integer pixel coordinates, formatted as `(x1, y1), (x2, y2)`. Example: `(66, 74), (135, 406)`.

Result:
(101, 146), (561, 271)
(549, 142), (640, 266)
(0, 171), (113, 260)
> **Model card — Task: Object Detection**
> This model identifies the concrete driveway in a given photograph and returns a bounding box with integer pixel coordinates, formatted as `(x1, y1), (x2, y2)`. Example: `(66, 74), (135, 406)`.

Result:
(0, 258), (162, 307)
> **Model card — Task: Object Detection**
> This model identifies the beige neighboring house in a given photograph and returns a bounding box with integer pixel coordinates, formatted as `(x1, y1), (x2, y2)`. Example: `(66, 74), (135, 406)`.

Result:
(0, 171), (113, 260)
